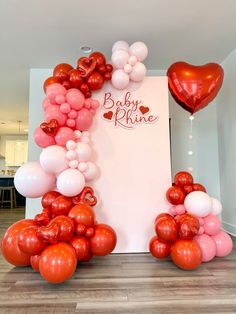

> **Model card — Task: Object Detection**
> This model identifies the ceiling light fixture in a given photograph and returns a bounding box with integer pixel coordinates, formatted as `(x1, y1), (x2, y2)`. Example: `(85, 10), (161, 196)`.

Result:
(80, 46), (93, 54)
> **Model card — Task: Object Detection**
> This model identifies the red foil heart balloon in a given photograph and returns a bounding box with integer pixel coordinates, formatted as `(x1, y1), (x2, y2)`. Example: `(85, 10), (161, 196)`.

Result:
(167, 62), (224, 114)
(77, 57), (96, 78)
(40, 119), (59, 136)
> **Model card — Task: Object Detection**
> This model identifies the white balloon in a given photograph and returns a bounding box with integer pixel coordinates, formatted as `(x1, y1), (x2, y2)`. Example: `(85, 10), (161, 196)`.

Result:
(111, 50), (129, 69)
(130, 62), (146, 82)
(40, 145), (68, 174)
(211, 197), (222, 215)
(14, 161), (56, 198)
(76, 142), (92, 162)
(129, 42), (148, 61)
(57, 168), (85, 197)
(112, 40), (129, 53)
(184, 191), (212, 217)
(83, 162), (99, 181)
(111, 69), (130, 90)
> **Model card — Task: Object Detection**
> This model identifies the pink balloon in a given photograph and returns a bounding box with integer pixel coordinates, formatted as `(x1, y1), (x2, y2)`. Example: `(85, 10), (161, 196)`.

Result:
(197, 226), (205, 235)
(60, 103), (71, 114)
(66, 119), (76, 128)
(111, 69), (130, 90)
(75, 108), (93, 131)
(14, 161), (56, 198)
(112, 41), (129, 53)
(129, 42), (148, 62)
(46, 83), (67, 104)
(40, 145), (68, 174)
(42, 98), (51, 110)
(91, 99), (99, 109)
(83, 162), (99, 181)
(34, 127), (56, 148)
(175, 205), (186, 215)
(204, 214), (221, 236)
(68, 110), (77, 119)
(130, 62), (146, 82)
(194, 234), (216, 262)
(211, 230), (233, 257)
(45, 105), (67, 126)
(55, 127), (75, 147)
(111, 50), (129, 69)
(55, 94), (66, 105)
(66, 89), (85, 110)
(56, 168), (85, 197)
(169, 206), (177, 216)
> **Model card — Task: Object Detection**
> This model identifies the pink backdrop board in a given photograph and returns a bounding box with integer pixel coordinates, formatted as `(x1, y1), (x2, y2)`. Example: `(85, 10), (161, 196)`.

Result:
(90, 76), (172, 253)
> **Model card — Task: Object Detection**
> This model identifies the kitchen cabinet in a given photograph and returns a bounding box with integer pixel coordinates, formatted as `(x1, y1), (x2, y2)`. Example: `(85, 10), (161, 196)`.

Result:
(5, 140), (28, 166)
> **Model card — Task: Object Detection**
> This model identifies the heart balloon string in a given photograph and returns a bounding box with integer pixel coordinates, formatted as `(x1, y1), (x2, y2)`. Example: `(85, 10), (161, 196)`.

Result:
(187, 115), (194, 173)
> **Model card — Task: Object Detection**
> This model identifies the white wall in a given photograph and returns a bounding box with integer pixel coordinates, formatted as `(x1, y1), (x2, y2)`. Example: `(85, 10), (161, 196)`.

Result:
(216, 49), (236, 235)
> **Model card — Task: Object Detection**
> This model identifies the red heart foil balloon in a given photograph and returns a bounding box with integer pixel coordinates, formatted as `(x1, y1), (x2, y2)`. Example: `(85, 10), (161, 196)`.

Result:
(77, 57), (96, 78)
(40, 119), (59, 136)
(72, 186), (97, 207)
(167, 62), (224, 114)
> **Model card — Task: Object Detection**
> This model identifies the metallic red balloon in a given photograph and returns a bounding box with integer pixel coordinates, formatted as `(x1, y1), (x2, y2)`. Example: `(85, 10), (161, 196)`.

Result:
(166, 186), (186, 205)
(90, 51), (106, 67)
(177, 214), (200, 240)
(18, 225), (47, 255)
(155, 216), (179, 242)
(90, 224), (117, 256)
(149, 236), (171, 259)
(53, 63), (73, 82)
(43, 76), (60, 93)
(68, 204), (95, 227)
(51, 195), (73, 218)
(34, 207), (51, 226)
(87, 72), (104, 91)
(167, 62), (224, 114)
(174, 171), (193, 188)
(41, 191), (61, 209)
(69, 236), (90, 261)
(30, 254), (41, 272)
(155, 213), (173, 224)
(183, 185), (194, 195)
(192, 183), (206, 193)
(69, 69), (84, 88)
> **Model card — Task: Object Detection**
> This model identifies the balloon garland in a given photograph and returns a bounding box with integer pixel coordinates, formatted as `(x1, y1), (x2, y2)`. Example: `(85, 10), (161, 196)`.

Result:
(149, 171), (233, 270)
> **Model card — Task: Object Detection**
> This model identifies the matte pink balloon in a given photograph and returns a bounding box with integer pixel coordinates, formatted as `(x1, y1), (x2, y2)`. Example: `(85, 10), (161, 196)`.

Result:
(55, 127), (75, 147)
(75, 108), (93, 131)
(194, 234), (216, 262)
(60, 103), (71, 113)
(55, 94), (66, 105)
(111, 69), (130, 90)
(129, 41), (148, 62)
(34, 127), (56, 148)
(66, 89), (85, 110)
(211, 230), (233, 257)
(111, 50), (129, 69)
(45, 105), (67, 126)
(56, 168), (85, 197)
(203, 214), (221, 236)
(130, 62), (146, 82)
(42, 98), (51, 110)
(175, 205), (186, 215)
(46, 83), (66, 105)
(40, 145), (68, 174)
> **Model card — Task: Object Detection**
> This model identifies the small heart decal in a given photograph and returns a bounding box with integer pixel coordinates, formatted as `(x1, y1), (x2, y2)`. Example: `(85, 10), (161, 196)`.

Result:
(139, 106), (149, 115)
(77, 57), (97, 78)
(40, 119), (59, 136)
(103, 111), (113, 120)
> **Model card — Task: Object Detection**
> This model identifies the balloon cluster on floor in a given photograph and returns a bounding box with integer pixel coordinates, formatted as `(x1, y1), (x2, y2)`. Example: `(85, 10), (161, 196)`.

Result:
(149, 171), (233, 270)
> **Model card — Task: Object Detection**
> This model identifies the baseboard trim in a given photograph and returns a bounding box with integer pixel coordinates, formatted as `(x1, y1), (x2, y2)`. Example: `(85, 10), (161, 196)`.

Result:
(222, 221), (236, 237)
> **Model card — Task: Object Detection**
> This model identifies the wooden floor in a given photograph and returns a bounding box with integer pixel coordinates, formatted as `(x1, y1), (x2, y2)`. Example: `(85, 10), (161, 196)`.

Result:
(0, 208), (236, 313)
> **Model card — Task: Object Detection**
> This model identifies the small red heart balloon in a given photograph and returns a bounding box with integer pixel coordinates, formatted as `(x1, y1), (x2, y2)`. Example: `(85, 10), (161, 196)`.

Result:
(40, 119), (59, 136)
(167, 62), (224, 114)
(77, 57), (96, 78)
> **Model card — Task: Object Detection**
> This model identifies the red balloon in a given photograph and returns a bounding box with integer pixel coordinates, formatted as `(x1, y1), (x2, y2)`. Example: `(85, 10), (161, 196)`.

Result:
(69, 69), (84, 88)
(51, 195), (73, 218)
(69, 236), (90, 261)
(80, 250), (93, 262)
(87, 72), (104, 91)
(98, 64), (106, 74)
(166, 186), (186, 205)
(18, 225), (47, 255)
(43, 76), (60, 93)
(155, 216), (179, 242)
(176, 214), (200, 239)
(68, 204), (95, 227)
(149, 236), (171, 259)
(39, 243), (77, 283)
(155, 213), (173, 224)
(30, 254), (41, 272)
(104, 72), (112, 81)
(183, 185), (193, 194)
(90, 51), (106, 67)
(105, 64), (113, 73)
(90, 224), (117, 256)
(174, 172), (193, 187)
(192, 183), (206, 193)
(1, 219), (36, 266)
(75, 223), (87, 236)
(85, 227), (95, 238)
(171, 239), (202, 270)
(41, 191), (61, 209)
(53, 63), (73, 82)
(77, 57), (96, 78)
(167, 62), (224, 114)
(34, 207), (51, 226)
(62, 80), (71, 90)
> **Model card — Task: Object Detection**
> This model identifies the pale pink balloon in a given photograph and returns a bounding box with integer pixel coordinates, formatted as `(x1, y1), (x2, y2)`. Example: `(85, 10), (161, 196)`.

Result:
(55, 94), (66, 105)
(198, 218), (204, 226)
(175, 205), (186, 215)
(83, 162), (99, 181)
(129, 42), (148, 61)
(112, 40), (129, 53)
(14, 161), (56, 198)
(84, 98), (92, 109)
(42, 98), (51, 110)
(46, 83), (66, 104)
(68, 110), (77, 119)
(60, 103), (71, 113)
(44, 105), (67, 126)
(197, 226), (205, 235)
(40, 145), (68, 174)
(211, 230), (233, 257)
(76, 142), (92, 162)
(69, 160), (79, 169)
(128, 56), (137, 66)
(130, 62), (146, 82)
(66, 89), (85, 110)
(194, 234), (216, 262)
(66, 119), (76, 128)
(66, 140), (77, 150)
(111, 69), (130, 90)
(56, 168), (85, 197)
(55, 127), (75, 147)
(66, 150), (77, 161)
(124, 64), (132, 74)
(204, 214), (221, 236)
(34, 127), (56, 148)
(75, 108), (93, 131)
(169, 206), (177, 216)
(91, 99), (99, 109)
(112, 50), (129, 69)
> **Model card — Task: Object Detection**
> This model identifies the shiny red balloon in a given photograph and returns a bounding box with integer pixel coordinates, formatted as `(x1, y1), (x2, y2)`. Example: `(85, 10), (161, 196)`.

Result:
(43, 76), (60, 93)
(87, 72), (104, 91)
(167, 62), (224, 114)
(1, 219), (36, 266)
(53, 63), (73, 82)
(174, 172), (193, 188)
(176, 214), (200, 239)
(41, 191), (61, 209)
(75, 223), (87, 236)
(68, 204), (95, 227)
(90, 224), (117, 256)
(34, 207), (51, 226)
(90, 51), (106, 67)
(149, 236), (171, 259)
(18, 225), (47, 255)
(69, 236), (90, 261)
(69, 69), (84, 88)
(85, 227), (95, 238)
(183, 185), (193, 195)
(192, 183), (207, 193)
(171, 239), (202, 270)
(51, 195), (73, 218)
(155, 216), (179, 242)
(155, 213), (173, 224)
(30, 254), (41, 272)
(39, 243), (77, 283)
(166, 186), (186, 205)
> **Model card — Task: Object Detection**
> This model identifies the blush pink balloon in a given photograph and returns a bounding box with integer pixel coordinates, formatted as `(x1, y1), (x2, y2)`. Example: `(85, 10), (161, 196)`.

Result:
(197, 226), (205, 235)
(66, 89), (85, 110)
(111, 50), (129, 69)
(55, 94), (66, 105)
(55, 127), (75, 147)
(56, 168), (85, 197)
(75, 108), (93, 131)
(83, 162), (99, 181)
(68, 110), (77, 119)
(46, 83), (67, 104)
(111, 69), (130, 90)
(34, 127), (56, 148)
(211, 230), (233, 257)
(128, 41), (148, 62)
(40, 145), (68, 174)
(42, 98), (51, 110)
(130, 62), (146, 82)
(91, 99), (99, 109)
(203, 214), (221, 236)
(45, 105), (67, 126)
(66, 119), (76, 128)
(175, 205), (186, 215)
(60, 103), (71, 114)
(194, 234), (216, 262)
(169, 206), (177, 216)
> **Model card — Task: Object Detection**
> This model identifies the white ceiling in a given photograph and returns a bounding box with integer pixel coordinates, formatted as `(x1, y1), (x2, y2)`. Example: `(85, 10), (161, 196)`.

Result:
(1, 0), (236, 134)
